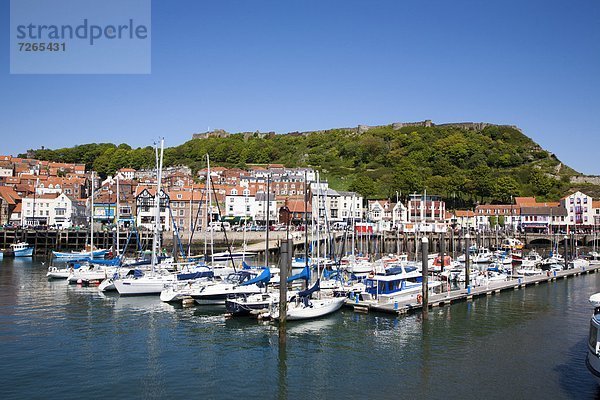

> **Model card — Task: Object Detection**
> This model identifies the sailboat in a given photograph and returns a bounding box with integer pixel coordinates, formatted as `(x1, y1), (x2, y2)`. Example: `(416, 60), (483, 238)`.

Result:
(114, 139), (180, 295)
(268, 279), (346, 321)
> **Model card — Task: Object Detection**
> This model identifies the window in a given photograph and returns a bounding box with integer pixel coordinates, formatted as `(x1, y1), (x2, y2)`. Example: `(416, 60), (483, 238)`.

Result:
(246, 206), (250, 213)
(177, 194), (182, 199)
(229, 206), (233, 212)
(179, 210), (184, 216)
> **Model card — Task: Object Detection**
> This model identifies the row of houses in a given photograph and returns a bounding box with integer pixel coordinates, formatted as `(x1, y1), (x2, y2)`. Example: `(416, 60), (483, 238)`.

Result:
(1, 157), (599, 233)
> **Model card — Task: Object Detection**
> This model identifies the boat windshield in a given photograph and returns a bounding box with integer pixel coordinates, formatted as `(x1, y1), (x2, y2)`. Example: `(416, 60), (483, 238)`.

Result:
(226, 272), (252, 284)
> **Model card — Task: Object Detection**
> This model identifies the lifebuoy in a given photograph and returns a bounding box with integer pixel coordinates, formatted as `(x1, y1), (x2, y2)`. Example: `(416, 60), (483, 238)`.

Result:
(416, 294), (423, 304)
(368, 271), (375, 279)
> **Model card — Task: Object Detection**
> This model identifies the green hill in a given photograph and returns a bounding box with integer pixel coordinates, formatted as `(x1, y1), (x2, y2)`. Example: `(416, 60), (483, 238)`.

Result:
(26, 122), (599, 206)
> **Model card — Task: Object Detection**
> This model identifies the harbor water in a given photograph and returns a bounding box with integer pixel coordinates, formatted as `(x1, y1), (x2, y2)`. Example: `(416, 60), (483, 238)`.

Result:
(1, 257), (599, 399)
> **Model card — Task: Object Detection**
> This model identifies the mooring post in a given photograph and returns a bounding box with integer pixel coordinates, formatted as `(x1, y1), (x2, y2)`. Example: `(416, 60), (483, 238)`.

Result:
(279, 239), (291, 343)
(465, 233), (471, 290)
(421, 237), (429, 315)
(440, 232), (445, 273)
(563, 235), (569, 270)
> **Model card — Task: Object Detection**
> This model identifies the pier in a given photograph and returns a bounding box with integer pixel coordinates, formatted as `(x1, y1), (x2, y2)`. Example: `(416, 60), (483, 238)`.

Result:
(0, 228), (154, 256)
(2, 227), (597, 258)
(347, 264), (600, 316)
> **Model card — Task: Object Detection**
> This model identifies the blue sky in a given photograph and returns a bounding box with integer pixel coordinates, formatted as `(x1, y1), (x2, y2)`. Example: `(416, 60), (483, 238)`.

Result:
(1, 0), (599, 174)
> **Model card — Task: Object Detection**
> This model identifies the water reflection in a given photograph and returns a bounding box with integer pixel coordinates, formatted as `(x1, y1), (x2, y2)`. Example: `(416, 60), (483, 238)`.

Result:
(1, 258), (600, 399)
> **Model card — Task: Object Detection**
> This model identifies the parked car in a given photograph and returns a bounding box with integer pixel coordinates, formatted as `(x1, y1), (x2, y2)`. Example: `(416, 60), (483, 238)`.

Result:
(206, 222), (231, 232)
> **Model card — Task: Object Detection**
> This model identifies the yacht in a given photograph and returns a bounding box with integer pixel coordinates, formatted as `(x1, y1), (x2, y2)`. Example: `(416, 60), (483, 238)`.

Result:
(351, 265), (441, 304)
(472, 248), (493, 263)
(586, 293), (600, 384)
(190, 270), (269, 305)
(520, 250), (542, 268)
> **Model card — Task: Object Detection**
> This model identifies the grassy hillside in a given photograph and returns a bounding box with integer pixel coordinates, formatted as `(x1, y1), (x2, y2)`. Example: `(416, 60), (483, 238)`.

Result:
(27, 123), (597, 206)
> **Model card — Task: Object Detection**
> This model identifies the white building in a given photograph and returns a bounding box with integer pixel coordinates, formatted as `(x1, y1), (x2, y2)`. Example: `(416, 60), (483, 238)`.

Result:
(225, 186), (256, 219)
(49, 193), (74, 228)
(135, 188), (171, 231)
(310, 182), (363, 224)
(560, 191), (595, 231)
(0, 166), (13, 177)
(254, 192), (278, 224)
(337, 191), (363, 222)
(117, 168), (136, 181)
(392, 202), (408, 228)
(21, 192), (74, 228)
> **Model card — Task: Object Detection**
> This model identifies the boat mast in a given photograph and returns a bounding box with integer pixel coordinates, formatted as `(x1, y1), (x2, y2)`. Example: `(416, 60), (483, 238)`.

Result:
(116, 174), (120, 256)
(206, 154), (214, 263)
(151, 139), (164, 270)
(351, 193), (355, 260)
(316, 171), (321, 278)
(265, 175), (270, 267)
(90, 172), (94, 258)
(304, 170), (309, 269)
(188, 189), (193, 258)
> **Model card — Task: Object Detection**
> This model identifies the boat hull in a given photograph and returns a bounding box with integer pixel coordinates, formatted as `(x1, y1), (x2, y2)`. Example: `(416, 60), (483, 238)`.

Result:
(280, 297), (345, 321)
(14, 248), (34, 257)
(114, 276), (175, 295)
(46, 267), (70, 279)
(52, 250), (107, 259)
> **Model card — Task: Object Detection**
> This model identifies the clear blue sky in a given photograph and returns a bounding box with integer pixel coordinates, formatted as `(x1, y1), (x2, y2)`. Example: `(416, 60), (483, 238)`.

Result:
(1, 0), (599, 174)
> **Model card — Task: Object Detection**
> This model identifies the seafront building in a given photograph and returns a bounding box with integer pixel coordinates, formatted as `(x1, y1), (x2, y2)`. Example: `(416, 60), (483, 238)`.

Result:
(0, 154), (598, 234)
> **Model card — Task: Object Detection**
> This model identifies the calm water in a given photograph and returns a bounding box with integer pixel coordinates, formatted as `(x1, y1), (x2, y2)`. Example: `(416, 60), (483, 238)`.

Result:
(1, 258), (599, 399)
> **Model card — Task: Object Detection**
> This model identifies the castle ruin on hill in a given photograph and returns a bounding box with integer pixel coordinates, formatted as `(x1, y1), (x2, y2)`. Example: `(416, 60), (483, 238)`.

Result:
(191, 120), (522, 140)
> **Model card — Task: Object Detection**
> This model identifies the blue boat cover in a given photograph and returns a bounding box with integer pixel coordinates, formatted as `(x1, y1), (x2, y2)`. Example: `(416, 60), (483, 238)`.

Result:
(240, 268), (270, 286)
(287, 266), (311, 283)
(298, 279), (320, 298)
(89, 256), (122, 266)
(177, 270), (215, 281)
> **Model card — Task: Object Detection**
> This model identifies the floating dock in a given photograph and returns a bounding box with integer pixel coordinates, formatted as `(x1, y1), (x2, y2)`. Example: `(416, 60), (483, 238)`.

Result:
(345, 263), (600, 316)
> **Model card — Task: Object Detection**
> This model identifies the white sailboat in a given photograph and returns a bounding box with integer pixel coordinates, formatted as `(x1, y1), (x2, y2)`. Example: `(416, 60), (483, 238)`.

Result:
(114, 139), (177, 295)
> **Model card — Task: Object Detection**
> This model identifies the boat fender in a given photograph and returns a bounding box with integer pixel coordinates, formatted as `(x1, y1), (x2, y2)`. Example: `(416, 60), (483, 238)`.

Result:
(417, 294), (423, 304)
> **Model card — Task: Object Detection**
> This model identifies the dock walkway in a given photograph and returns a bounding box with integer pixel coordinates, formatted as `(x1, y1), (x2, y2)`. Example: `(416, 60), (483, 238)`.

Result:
(346, 263), (600, 316)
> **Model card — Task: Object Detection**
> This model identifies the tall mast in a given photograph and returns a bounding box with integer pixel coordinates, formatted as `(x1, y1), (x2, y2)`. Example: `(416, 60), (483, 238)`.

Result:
(351, 193), (355, 259)
(265, 175), (270, 267)
(304, 170), (309, 268)
(151, 139), (164, 270)
(206, 154), (214, 263)
(90, 172), (94, 258)
(316, 171), (320, 277)
(188, 188), (193, 258)
(116, 174), (120, 256)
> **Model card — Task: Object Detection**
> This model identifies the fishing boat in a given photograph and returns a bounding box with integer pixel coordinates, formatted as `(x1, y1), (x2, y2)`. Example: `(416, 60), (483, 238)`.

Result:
(586, 293), (600, 384)
(8, 242), (34, 257)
